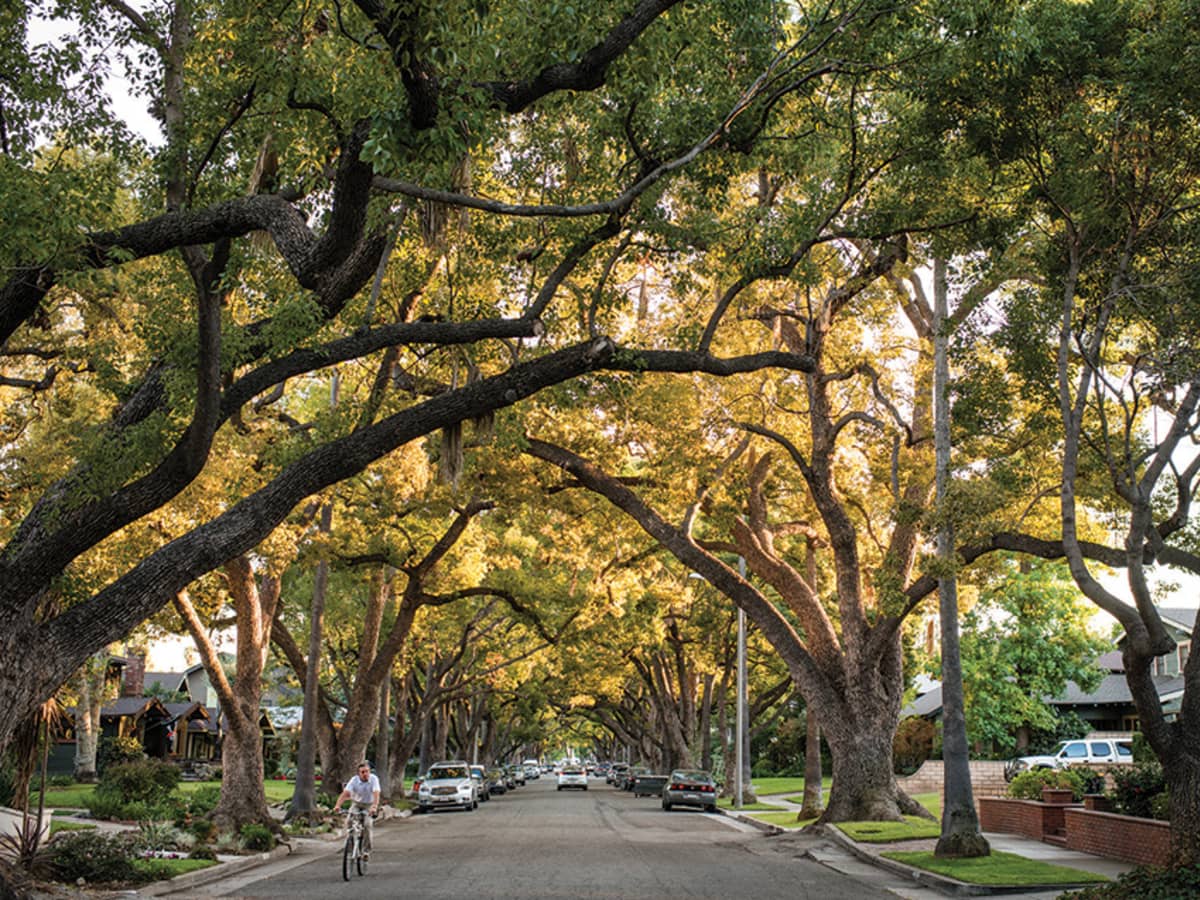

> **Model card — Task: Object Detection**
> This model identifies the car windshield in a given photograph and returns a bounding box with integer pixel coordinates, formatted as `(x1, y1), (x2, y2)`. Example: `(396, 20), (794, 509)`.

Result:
(431, 766), (468, 779)
(672, 770), (712, 782)
(562, 767), (584, 774)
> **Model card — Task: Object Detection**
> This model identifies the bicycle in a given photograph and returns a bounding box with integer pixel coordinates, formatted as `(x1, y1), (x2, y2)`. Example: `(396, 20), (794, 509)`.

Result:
(341, 807), (372, 880)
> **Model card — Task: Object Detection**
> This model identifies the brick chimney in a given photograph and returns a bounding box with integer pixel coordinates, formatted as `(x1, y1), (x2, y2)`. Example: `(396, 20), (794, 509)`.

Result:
(122, 654), (146, 697)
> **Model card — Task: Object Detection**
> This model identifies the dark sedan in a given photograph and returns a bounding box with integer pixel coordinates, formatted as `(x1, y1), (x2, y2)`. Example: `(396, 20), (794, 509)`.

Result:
(661, 769), (718, 812)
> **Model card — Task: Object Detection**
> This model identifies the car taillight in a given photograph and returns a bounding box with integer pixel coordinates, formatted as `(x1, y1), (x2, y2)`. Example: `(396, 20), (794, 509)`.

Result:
(669, 783), (683, 791)
(701, 785), (714, 792)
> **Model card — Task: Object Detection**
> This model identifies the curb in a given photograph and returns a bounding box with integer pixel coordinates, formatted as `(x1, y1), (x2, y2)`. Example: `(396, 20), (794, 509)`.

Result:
(716, 808), (783, 835)
(136, 843), (292, 897)
(818, 825), (1104, 897)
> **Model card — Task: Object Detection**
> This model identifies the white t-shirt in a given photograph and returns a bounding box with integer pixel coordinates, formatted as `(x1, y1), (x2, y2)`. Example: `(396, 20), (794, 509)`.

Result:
(344, 772), (380, 804)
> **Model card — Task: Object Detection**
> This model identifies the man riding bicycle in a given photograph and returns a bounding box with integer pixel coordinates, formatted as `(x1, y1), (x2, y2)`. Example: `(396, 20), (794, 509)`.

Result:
(332, 761), (381, 859)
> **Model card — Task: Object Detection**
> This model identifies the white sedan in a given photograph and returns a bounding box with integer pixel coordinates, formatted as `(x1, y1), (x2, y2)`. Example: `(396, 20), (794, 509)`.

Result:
(557, 766), (588, 791)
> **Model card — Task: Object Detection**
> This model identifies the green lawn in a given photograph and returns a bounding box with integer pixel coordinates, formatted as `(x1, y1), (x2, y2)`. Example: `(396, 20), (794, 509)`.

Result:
(751, 776), (832, 796)
(131, 857), (219, 880)
(837, 816), (942, 842)
(882, 850), (1109, 886)
(748, 810), (816, 829)
(35, 779), (296, 810)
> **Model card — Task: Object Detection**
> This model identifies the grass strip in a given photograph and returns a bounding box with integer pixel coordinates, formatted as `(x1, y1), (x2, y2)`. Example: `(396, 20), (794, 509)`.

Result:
(882, 850), (1110, 886)
(131, 857), (218, 880)
(838, 816), (941, 842)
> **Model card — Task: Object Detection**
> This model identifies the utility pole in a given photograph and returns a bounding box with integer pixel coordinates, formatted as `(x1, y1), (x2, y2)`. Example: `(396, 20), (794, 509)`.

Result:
(736, 556), (747, 810)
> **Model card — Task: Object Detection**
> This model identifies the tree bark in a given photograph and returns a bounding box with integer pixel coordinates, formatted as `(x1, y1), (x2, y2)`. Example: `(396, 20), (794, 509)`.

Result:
(799, 705), (824, 818)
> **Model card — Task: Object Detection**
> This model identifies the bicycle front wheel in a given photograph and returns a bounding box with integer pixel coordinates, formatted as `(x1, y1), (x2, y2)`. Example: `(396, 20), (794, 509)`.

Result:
(342, 835), (354, 881)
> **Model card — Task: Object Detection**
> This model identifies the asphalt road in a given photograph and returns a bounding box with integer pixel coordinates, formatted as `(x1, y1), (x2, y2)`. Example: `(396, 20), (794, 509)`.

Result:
(179, 776), (898, 900)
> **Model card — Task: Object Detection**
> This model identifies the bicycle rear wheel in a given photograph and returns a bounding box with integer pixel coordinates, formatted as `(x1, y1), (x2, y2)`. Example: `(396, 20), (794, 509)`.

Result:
(342, 835), (354, 881)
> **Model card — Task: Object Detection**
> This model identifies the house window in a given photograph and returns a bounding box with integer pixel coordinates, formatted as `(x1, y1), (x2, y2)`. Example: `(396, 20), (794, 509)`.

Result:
(1122, 715), (1140, 732)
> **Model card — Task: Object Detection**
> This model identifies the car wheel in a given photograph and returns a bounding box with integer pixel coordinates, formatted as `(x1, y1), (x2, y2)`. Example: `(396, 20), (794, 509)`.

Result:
(705, 804), (716, 813)
(583, 785), (588, 791)
(662, 800), (672, 811)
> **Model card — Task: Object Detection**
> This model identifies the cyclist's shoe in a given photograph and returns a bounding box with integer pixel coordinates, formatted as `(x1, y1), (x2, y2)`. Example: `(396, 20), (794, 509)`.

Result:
(362, 853), (369, 861)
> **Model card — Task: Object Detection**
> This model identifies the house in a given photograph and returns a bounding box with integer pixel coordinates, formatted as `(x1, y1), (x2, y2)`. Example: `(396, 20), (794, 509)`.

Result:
(901, 606), (1196, 735)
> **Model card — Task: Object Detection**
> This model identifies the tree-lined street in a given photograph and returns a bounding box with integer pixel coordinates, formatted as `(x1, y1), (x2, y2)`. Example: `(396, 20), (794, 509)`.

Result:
(173, 777), (893, 900)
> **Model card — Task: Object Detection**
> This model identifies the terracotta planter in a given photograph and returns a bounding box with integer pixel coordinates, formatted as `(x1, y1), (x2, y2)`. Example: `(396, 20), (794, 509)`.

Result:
(1041, 787), (1075, 804)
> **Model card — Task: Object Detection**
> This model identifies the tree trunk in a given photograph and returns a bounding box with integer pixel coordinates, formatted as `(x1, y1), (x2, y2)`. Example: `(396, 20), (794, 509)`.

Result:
(699, 674), (714, 772)
(931, 257), (988, 859)
(799, 705), (823, 818)
(1166, 752), (1200, 866)
(291, 459), (335, 820)
(73, 651), (107, 782)
(820, 724), (908, 823)
(212, 718), (271, 830)
(376, 679), (391, 800)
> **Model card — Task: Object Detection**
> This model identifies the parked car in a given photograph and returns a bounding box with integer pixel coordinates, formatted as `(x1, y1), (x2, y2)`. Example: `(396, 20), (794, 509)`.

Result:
(632, 772), (669, 798)
(1005, 737), (1133, 781)
(524, 764), (540, 780)
(470, 764), (491, 801)
(661, 770), (718, 812)
(416, 761), (478, 812)
(557, 765), (588, 791)
(619, 766), (649, 791)
(510, 765), (526, 786)
(486, 767), (508, 795)
(607, 763), (629, 785)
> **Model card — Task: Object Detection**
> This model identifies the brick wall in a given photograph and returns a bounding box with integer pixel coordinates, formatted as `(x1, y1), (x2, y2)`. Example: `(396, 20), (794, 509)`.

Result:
(978, 797), (1070, 840)
(897, 760), (1010, 798)
(1064, 808), (1171, 867)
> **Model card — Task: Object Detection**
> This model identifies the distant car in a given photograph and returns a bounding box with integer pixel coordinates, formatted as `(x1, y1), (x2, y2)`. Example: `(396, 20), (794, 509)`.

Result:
(607, 763), (629, 785)
(1005, 738), (1133, 781)
(510, 765), (526, 786)
(557, 766), (588, 791)
(661, 769), (718, 812)
(470, 764), (491, 802)
(524, 765), (540, 780)
(416, 761), (478, 812)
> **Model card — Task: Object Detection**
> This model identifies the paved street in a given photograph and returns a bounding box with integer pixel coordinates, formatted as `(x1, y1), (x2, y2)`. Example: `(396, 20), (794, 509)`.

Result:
(175, 776), (899, 900)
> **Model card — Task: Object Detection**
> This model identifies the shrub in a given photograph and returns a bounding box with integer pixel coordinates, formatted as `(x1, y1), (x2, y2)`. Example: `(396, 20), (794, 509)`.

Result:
(187, 818), (217, 842)
(47, 774), (75, 788)
(1110, 761), (1166, 819)
(84, 792), (130, 821)
(97, 736), (144, 774)
(1007, 767), (1086, 800)
(47, 831), (138, 884)
(1149, 791), (1170, 821)
(188, 846), (217, 861)
(1065, 764), (1104, 795)
(239, 823), (275, 852)
(183, 785), (221, 818)
(134, 821), (189, 853)
(96, 758), (181, 805)
(1062, 863), (1200, 900)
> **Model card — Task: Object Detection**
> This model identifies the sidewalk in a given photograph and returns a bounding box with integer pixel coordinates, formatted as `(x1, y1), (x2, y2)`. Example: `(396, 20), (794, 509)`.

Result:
(734, 794), (1132, 898)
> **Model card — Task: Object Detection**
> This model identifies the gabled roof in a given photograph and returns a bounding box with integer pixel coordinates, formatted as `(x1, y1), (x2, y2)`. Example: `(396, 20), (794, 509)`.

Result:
(1156, 607), (1197, 635)
(163, 702), (209, 722)
(901, 684), (943, 719)
(100, 697), (170, 719)
(1047, 673), (1185, 707)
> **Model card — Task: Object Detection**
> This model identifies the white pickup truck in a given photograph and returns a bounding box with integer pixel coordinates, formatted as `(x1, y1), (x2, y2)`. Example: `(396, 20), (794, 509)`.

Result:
(1004, 737), (1133, 781)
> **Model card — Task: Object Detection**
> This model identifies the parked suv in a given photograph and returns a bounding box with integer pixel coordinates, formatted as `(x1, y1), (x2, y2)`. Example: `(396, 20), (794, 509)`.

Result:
(416, 761), (478, 812)
(1005, 737), (1133, 781)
